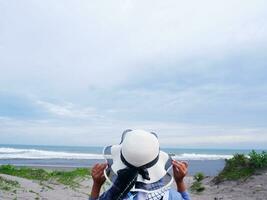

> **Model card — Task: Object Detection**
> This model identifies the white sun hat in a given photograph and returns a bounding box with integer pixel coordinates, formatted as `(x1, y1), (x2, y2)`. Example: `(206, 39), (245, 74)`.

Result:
(103, 129), (173, 193)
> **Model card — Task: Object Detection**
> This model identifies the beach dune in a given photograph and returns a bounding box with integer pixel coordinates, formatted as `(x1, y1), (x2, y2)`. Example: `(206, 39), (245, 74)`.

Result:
(0, 173), (92, 200)
(1, 169), (267, 199)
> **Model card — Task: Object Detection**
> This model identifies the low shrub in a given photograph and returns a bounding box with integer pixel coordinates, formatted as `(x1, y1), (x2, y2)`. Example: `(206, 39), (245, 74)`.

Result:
(249, 150), (267, 169)
(191, 181), (205, 192)
(193, 172), (205, 182)
(190, 172), (205, 193)
(214, 150), (267, 183)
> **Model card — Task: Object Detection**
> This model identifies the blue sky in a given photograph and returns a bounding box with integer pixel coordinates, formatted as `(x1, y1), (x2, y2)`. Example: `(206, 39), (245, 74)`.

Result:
(0, 0), (267, 148)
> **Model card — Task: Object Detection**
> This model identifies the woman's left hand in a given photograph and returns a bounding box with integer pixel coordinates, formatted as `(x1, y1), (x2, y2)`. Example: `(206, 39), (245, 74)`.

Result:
(92, 163), (107, 186)
(172, 160), (188, 183)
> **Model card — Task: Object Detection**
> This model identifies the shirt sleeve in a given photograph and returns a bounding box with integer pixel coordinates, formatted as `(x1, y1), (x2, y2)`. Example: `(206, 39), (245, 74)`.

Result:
(168, 188), (191, 200)
(180, 191), (190, 200)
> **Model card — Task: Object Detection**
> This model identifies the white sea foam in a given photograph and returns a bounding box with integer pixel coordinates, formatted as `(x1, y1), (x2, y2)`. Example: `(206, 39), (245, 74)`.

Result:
(0, 147), (233, 160)
(172, 153), (233, 160)
(0, 148), (103, 159)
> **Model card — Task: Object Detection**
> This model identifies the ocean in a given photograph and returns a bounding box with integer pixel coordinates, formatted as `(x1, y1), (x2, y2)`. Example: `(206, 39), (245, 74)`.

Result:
(0, 144), (264, 176)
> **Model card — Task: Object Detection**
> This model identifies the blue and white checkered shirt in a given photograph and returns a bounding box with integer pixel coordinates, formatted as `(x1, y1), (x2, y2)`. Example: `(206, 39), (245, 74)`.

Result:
(89, 188), (190, 200)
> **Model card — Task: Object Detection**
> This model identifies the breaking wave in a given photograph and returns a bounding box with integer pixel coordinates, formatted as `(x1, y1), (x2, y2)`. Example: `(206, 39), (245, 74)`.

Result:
(172, 153), (233, 160)
(0, 147), (233, 160)
(0, 148), (103, 159)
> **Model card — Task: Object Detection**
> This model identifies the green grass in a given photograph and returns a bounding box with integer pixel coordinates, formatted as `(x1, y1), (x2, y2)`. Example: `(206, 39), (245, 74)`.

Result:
(50, 168), (90, 187)
(0, 165), (90, 188)
(0, 165), (51, 181)
(214, 150), (267, 183)
(0, 176), (20, 191)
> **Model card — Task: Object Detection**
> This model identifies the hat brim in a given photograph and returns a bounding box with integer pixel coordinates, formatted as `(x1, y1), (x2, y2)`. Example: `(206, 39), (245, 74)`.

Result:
(103, 145), (173, 193)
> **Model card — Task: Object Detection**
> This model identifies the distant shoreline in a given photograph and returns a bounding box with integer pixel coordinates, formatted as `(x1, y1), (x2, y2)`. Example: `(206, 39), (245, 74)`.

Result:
(0, 159), (226, 176)
(1, 145), (266, 177)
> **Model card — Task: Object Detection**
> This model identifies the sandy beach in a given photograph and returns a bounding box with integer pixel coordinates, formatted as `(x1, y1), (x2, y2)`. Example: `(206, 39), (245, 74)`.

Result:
(189, 169), (267, 200)
(1, 168), (267, 200)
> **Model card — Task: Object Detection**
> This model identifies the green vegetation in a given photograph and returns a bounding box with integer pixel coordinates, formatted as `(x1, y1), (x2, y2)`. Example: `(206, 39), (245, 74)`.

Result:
(190, 172), (205, 193)
(0, 165), (90, 188)
(0, 165), (51, 181)
(50, 168), (90, 187)
(193, 172), (205, 182)
(0, 176), (20, 191)
(214, 150), (267, 183)
(249, 150), (267, 168)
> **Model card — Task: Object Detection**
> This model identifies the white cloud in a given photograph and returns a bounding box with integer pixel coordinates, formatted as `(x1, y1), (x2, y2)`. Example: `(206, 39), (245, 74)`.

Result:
(0, 1), (267, 147)
(0, 0), (267, 92)
(36, 100), (103, 119)
(0, 117), (266, 148)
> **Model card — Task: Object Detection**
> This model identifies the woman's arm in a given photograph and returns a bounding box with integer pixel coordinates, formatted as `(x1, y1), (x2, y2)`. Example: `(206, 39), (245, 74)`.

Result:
(172, 160), (190, 200)
(90, 183), (102, 200)
(90, 163), (107, 200)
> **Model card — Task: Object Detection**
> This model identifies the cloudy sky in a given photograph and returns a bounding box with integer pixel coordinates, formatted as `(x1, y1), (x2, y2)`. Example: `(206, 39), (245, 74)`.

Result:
(0, 0), (267, 148)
